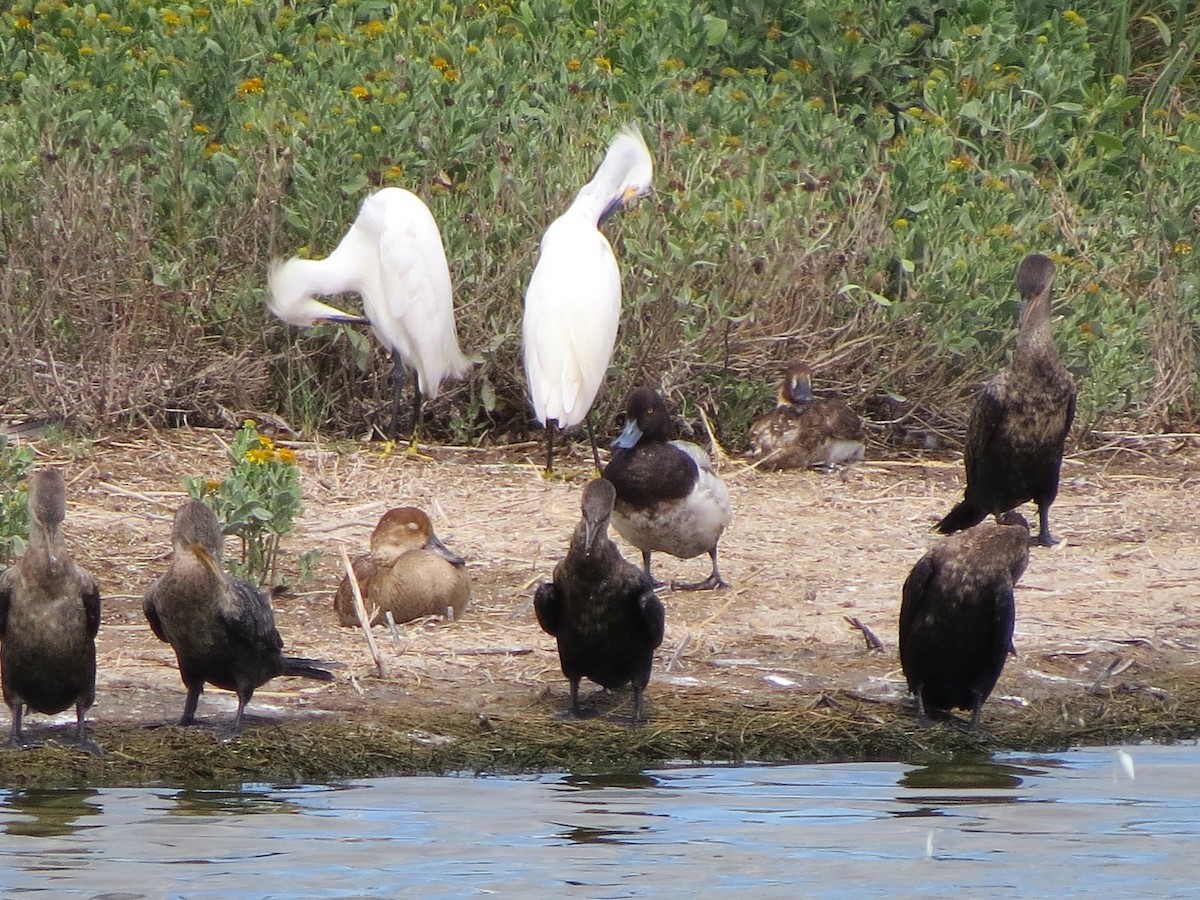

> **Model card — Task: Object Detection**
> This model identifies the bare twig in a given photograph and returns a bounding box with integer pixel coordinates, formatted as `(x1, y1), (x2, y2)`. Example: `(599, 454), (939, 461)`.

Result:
(340, 546), (386, 678)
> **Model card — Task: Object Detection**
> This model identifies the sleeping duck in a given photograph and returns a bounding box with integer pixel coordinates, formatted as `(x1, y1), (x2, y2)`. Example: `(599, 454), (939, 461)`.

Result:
(335, 506), (471, 626)
(746, 362), (865, 470)
(602, 387), (732, 591)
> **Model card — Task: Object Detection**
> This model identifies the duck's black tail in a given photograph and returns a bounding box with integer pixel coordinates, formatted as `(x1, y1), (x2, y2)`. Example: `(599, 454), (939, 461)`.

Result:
(282, 657), (337, 681)
(935, 500), (987, 535)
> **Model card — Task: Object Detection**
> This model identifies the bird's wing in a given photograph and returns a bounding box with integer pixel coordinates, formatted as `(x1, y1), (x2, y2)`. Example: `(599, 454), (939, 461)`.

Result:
(532, 581), (561, 636)
(374, 195), (467, 396)
(1058, 387), (1077, 447)
(223, 577), (285, 653)
(142, 580), (169, 644)
(898, 552), (937, 646)
(522, 217), (621, 426)
(964, 381), (1005, 477)
(80, 571), (101, 639)
(638, 586), (665, 648)
(0, 568), (13, 640)
(992, 581), (1016, 660)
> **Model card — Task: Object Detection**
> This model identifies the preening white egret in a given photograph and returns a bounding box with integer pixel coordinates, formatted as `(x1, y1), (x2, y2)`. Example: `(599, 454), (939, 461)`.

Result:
(522, 125), (654, 472)
(268, 187), (472, 439)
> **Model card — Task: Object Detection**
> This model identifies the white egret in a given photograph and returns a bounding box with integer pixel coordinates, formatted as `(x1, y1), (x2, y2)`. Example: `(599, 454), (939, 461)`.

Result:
(268, 187), (472, 439)
(522, 125), (654, 472)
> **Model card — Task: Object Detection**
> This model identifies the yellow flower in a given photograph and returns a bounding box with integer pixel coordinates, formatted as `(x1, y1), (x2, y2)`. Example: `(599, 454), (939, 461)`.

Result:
(1063, 10), (1087, 27)
(807, 96), (825, 110)
(693, 79), (710, 95)
(277, 447), (298, 465)
(205, 479), (222, 492)
(238, 77), (265, 95)
(431, 55), (449, 71)
(948, 153), (973, 172)
(843, 28), (862, 43)
(349, 85), (371, 101)
(1173, 241), (1193, 255)
(14, 15), (31, 29)
(192, 123), (211, 135)
(791, 58), (812, 73)
(1179, 144), (1195, 153)
(730, 89), (747, 102)
(203, 142), (224, 158)
(722, 135), (742, 148)
(162, 11), (181, 26)
(720, 66), (740, 77)
(593, 56), (612, 72)
(766, 25), (782, 41)
(894, 218), (909, 228)
(386, 164), (404, 180)
(567, 59), (581, 72)
(245, 448), (274, 465)
(1085, 282), (1100, 294)
(443, 67), (460, 83)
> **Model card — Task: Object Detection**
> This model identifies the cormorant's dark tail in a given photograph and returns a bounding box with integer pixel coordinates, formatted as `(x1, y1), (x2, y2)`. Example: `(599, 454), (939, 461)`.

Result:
(282, 657), (336, 681)
(935, 501), (988, 535)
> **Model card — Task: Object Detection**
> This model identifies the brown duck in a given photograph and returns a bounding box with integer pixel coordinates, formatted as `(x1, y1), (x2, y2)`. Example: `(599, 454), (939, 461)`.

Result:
(747, 362), (865, 470)
(143, 500), (333, 733)
(334, 506), (471, 626)
(937, 253), (1076, 546)
(0, 469), (101, 752)
(900, 512), (1029, 728)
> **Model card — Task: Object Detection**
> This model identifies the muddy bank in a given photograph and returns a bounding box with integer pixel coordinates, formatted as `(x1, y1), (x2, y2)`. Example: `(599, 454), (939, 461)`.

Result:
(0, 429), (1197, 787)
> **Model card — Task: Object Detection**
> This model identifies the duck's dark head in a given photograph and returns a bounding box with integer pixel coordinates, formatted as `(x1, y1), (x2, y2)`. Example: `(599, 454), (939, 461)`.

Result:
(612, 387), (673, 449)
(780, 362), (816, 406)
(579, 478), (616, 555)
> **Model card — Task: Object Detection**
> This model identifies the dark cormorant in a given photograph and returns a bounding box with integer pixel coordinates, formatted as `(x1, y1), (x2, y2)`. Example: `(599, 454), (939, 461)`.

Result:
(143, 500), (333, 733)
(937, 253), (1076, 546)
(0, 469), (101, 752)
(534, 479), (665, 721)
(334, 506), (471, 626)
(899, 512), (1030, 727)
(747, 361), (866, 470)
(602, 387), (732, 590)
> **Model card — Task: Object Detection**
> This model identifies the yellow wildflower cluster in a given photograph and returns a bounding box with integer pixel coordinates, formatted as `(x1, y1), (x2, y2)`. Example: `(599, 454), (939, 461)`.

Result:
(1173, 241), (1193, 255)
(238, 77), (265, 95)
(349, 85), (372, 100)
(244, 435), (298, 466)
(1063, 10), (1087, 27)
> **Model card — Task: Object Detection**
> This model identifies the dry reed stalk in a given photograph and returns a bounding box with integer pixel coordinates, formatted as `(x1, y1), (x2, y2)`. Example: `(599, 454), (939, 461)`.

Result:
(340, 546), (386, 678)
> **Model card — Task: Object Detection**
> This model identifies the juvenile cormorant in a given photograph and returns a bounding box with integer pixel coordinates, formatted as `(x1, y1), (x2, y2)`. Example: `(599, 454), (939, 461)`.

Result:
(937, 253), (1076, 545)
(0, 469), (101, 752)
(143, 500), (334, 733)
(899, 512), (1030, 727)
(603, 387), (732, 590)
(334, 506), (471, 626)
(747, 362), (865, 470)
(534, 479), (665, 721)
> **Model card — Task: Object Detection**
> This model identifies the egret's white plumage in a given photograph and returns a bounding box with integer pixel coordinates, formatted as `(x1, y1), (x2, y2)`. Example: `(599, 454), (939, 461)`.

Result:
(268, 187), (471, 435)
(522, 126), (654, 470)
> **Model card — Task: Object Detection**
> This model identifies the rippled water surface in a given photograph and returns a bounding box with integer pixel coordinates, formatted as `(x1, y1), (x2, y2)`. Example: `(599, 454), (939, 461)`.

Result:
(0, 744), (1196, 897)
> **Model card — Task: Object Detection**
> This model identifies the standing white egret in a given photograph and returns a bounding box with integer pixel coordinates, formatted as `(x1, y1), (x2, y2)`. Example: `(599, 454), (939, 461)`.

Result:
(522, 126), (654, 473)
(268, 187), (472, 439)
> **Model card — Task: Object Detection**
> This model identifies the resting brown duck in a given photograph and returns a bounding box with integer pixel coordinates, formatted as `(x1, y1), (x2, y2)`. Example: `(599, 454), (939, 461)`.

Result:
(937, 253), (1076, 546)
(899, 512), (1029, 728)
(334, 506), (471, 626)
(534, 479), (665, 721)
(0, 469), (101, 753)
(143, 500), (333, 733)
(746, 362), (865, 470)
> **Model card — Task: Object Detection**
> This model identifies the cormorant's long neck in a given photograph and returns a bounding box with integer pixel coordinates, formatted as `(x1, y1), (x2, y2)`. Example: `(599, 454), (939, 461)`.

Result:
(1014, 289), (1055, 362)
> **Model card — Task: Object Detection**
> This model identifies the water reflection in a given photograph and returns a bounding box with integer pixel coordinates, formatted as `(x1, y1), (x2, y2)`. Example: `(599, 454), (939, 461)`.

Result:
(0, 745), (1197, 897)
(1, 787), (101, 838)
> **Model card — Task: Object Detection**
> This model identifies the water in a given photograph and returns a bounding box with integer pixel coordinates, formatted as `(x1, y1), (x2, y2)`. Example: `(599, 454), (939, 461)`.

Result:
(0, 744), (1196, 897)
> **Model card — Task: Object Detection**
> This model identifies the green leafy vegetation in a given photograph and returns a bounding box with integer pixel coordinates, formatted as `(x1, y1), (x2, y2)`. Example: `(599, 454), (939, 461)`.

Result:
(0, 436), (36, 564)
(0, 1), (1196, 447)
(183, 420), (302, 583)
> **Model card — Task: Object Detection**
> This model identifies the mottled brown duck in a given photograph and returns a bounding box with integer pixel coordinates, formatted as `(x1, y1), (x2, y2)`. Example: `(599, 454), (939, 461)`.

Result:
(747, 362), (865, 470)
